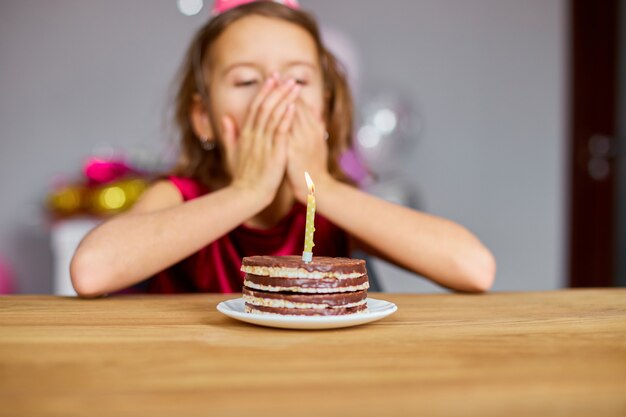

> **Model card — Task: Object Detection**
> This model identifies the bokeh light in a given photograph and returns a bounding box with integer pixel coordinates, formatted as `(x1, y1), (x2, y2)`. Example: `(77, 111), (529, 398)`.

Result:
(177, 0), (203, 16)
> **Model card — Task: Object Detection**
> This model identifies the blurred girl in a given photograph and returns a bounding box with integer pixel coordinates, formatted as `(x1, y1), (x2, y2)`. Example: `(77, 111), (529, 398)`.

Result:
(71, 0), (495, 297)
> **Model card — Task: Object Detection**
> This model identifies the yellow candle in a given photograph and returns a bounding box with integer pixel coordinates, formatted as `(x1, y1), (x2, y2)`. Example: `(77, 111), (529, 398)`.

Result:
(302, 172), (316, 262)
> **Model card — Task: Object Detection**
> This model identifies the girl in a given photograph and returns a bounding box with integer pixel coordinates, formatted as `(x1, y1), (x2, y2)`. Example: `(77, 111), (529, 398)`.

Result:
(70, 0), (496, 297)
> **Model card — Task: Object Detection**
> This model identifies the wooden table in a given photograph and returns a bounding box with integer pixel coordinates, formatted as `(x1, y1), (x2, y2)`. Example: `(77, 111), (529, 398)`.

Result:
(1, 289), (625, 417)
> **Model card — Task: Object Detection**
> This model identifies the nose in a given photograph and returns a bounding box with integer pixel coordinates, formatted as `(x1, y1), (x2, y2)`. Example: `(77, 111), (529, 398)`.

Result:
(266, 71), (282, 83)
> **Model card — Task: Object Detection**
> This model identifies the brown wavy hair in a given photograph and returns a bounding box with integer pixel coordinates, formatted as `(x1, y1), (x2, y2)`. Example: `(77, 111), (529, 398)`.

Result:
(171, 1), (355, 187)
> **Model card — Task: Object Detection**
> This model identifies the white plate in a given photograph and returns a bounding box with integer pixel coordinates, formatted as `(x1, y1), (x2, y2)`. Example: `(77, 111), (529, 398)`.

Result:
(216, 297), (397, 330)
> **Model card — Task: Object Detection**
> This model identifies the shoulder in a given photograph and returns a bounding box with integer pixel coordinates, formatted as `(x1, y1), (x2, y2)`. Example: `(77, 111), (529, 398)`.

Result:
(129, 180), (183, 213)
(130, 175), (209, 213)
(167, 176), (209, 200)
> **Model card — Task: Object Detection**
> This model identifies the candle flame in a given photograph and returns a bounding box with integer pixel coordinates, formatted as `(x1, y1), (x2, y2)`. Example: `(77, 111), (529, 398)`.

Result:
(304, 171), (315, 194)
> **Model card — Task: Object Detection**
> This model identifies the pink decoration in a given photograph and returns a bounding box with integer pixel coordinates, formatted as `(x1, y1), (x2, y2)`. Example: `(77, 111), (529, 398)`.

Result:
(211, 0), (299, 16)
(340, 148), (370, 186)
(83, 157), (134, 185)
(0, 256), (15, 294)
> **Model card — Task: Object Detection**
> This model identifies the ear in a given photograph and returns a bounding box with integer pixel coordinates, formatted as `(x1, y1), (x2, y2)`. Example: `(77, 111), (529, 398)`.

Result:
(190, 94), (215, 140)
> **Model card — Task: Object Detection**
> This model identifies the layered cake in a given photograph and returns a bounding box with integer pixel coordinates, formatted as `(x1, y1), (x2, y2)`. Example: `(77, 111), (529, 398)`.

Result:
(241, 255), (369, 316)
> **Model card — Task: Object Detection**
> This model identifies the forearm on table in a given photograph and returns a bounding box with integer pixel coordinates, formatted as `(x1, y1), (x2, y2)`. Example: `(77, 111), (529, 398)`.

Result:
(70, 186), (264, 297)
(316, 179), (496, 293)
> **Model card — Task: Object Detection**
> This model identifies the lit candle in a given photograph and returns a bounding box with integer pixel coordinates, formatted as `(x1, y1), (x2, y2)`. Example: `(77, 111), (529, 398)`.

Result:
(302, 172), (316, 263)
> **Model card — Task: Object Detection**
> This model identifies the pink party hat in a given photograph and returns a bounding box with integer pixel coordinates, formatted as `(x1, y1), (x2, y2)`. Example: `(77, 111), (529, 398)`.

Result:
(211, 0), (300, 16)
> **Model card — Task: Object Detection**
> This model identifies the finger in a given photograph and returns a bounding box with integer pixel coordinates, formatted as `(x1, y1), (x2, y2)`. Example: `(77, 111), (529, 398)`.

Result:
(273, 104), (293, 159)
(266, 85), (301, 143)
(272, 103), (294, 163)
(287, 103), (304, 150)
(276, 103), (296, 137)
(295, 99), (325, 142)
(265, 101), (292, 156)
(292, 101), (311, 139)
(293, 100), (306, 127)
(254, 78), (298, 136)
(242, 77), (284, 162)
(252, 79), (298, 159)
(241, 76), (277, 136)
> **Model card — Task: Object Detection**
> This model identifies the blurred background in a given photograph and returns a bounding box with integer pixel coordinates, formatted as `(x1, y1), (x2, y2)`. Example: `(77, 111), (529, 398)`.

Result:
(0, 0), (623, 294)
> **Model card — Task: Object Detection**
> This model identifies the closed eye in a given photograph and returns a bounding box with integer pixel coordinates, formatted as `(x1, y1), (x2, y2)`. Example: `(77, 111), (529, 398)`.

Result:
(235, 80), (258, 87)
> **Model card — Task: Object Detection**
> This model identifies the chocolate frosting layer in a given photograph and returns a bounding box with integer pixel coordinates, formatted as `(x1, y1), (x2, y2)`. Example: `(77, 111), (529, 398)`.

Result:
(242, 255), (366, 274)
(243, 288), (367, 305)
(244, 273), (369, 290)
(246, 303), (367, 316)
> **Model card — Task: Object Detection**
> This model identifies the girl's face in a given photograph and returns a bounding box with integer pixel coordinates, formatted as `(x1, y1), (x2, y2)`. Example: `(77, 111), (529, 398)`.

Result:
(205, 15), (324, 138)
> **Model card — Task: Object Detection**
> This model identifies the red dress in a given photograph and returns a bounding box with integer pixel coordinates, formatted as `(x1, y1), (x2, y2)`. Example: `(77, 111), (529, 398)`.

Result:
(136, 176), (350, 294)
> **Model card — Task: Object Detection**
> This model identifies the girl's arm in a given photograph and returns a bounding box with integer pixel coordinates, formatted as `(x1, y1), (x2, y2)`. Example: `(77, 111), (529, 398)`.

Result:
(287, 99), (495, 293)
(71, 76), (300, 298)
(70, 181), (269, 297)
(316, 177), (496, 293)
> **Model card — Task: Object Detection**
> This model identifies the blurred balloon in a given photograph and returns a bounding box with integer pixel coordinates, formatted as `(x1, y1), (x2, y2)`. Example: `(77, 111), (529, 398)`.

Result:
(83, 157), (133, 185)
(340, 147), (370, 185)
(178, 0), (204, 16)
(47, 148), (156, 218)
(355, 89), (421, 180)
(309, 27), (423, 211)
(90, 178), (148, 215)
(47, 184), (88, 216)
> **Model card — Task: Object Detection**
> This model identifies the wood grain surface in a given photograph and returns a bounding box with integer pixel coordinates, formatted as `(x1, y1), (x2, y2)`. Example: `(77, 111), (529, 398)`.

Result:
(1, 289), (625, 417)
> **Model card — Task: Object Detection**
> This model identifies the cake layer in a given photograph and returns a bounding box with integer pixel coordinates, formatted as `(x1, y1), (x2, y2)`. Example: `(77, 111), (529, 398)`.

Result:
(244, 273), (369, 293)
(244, 303), (368, 316)
(241, 255), (366, 278)
(243, 287), (368, 309)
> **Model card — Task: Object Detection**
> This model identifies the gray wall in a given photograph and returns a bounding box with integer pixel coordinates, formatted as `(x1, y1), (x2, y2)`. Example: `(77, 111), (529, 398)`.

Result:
(0, 0), (567, 293)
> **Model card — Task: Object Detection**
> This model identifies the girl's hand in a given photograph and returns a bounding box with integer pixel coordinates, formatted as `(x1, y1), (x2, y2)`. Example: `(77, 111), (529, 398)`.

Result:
(286, 98), (331, 203)
(221, 76), (301, 205)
